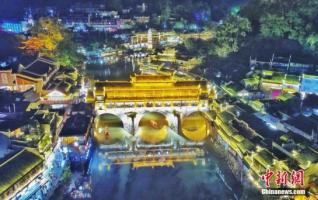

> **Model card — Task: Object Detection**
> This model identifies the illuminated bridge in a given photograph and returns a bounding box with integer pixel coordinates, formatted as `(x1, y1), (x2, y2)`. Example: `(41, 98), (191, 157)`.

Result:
(86, 73), (215, 168)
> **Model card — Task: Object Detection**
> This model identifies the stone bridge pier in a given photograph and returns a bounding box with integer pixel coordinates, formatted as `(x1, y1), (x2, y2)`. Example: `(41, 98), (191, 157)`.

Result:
(95, 106), (209, 135)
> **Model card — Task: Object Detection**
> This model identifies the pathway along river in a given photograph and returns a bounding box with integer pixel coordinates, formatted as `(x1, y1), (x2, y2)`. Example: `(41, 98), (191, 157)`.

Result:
(85, 62), (247, 200)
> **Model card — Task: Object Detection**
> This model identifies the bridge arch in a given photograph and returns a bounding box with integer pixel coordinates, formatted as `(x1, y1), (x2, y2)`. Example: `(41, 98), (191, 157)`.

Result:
(94, 113), (129, 145)
(135, 111), (170, 144)
(96, 111), (132, 132)
(181, 111), (212, 142)
(138, 112), (169, 127)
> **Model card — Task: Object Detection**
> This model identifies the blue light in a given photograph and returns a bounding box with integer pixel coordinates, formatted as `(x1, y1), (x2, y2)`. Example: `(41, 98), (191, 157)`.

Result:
(0, 62), (7, 67)
(1, 21), (25, 33)
(193, 10), (210, 22)
(301, 76), (318, 94)
(62, 147), (68, 154)
(163, 22), (167, 29)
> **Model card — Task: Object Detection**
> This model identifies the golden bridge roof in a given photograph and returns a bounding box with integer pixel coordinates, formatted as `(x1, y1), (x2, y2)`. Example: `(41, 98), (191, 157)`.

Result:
(92, 73), (209, 102)
(131, 74), (174, 82)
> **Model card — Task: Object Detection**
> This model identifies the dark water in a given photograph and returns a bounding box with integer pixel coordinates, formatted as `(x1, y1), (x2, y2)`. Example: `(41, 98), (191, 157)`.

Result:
(89, 147), (240, 200)
(84, 61), (136, 81)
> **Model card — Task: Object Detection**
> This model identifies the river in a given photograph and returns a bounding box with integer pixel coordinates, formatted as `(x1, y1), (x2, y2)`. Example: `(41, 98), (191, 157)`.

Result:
(84, 61), (137, 81)
(89, 145), (242, 200)
(86, 62), (244, 200)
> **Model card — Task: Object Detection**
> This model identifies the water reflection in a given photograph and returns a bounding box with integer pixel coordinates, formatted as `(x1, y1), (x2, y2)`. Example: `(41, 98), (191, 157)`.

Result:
(84, 60), (138, 81)
(90, 147), (240, 200)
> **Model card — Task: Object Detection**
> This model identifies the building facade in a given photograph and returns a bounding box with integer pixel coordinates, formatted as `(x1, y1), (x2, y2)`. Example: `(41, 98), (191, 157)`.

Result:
(88, 73), (210, 109)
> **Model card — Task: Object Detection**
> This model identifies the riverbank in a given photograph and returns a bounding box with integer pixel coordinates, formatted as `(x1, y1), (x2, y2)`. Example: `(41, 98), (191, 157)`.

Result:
(206, 140), (263, 199)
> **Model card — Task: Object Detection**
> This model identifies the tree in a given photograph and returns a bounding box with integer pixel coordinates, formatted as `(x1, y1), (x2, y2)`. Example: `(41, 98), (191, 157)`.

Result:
(243, 0), (318, 50)
(55, 34), (83, 67)
(212, 15), (251, 57)
(285, 11), (308, 44)
(160, 0), (172, 24)
(20, 17), (82, 67)
(260, 14), (289, 38)
(176, 38), (209, 58)
(21, 18), (64, 56)
(61, 164), (72, 184)
(21, 37), (45, 52)
(306, 34), (318, 50)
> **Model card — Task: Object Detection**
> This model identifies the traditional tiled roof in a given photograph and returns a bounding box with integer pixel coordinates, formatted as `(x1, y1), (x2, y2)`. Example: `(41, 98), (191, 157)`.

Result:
(0, 148), (44, 195)
(59, 114), (91, 137)
(285, 115), (318, 135)
(22, 58), (55, 77)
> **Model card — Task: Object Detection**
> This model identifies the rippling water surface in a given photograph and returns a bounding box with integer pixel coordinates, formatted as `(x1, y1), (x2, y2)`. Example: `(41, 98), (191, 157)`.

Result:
(90, 147), (241, 200)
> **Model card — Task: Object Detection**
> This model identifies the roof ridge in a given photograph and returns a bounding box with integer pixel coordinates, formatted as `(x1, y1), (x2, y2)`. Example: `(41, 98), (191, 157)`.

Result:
(0, 149), (25, 168)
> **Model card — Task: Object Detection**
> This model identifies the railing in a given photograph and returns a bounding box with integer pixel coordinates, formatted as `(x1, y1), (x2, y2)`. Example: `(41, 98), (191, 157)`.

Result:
(102, 147), (205, 169)
(40, 99), (73, 105)
(40, 97), (82, 105)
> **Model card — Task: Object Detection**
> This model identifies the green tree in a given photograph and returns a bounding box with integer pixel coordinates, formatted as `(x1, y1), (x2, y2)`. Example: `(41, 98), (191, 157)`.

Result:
(306, 34), (318, 50)
(160, 0), (172, 24)
(61, 164), (72, 184)
(244, 0), (318, 50)
(21, 17), (82, 67)
(55, 34), (83, 67)
(21, 18), (64, 56)
(212, 15), (251, 57)
(285, 11), (308, 44)
(176, 38), (209, 58)
(260, 14), (289, 38)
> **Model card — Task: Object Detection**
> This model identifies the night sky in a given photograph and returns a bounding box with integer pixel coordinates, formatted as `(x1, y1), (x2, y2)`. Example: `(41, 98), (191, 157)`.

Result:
(0, 0), (76, 19)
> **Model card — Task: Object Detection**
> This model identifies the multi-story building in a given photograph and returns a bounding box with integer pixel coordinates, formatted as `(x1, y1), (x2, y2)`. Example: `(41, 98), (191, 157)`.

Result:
(0, 89), (63, 154)
(16, 57), (59, 94)
(249, 55), (318, 95)
(212, 100), (318, 194)
(59, 103), (93, 167)
(87, 73), (210, 109)
(42, 66), (79, 105)
(0, 56), (59, 95)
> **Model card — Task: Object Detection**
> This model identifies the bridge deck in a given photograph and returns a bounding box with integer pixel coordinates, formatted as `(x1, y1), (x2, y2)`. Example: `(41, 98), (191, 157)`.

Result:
(103, 148), (205, 169)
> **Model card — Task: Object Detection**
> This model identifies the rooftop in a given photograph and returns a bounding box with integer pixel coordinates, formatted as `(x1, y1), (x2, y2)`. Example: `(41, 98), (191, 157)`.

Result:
(33, 112), (56, 124)
(0, 111), (34, 132)
(22, 59), (55, 77)
(59, 114), (91, 137)
(0, 148), (44, 195)
(131, 74), (173, 82)
(232, 110), (284, 141)
(263, 95), (302, 118)
(303, 94), (318, 108)
(0, 89), (39, 131)
(71, 102), (93, 115)
(254, 149), (275, 168)
(284, 115), (318, 135)
(301, 75), (318, 93)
